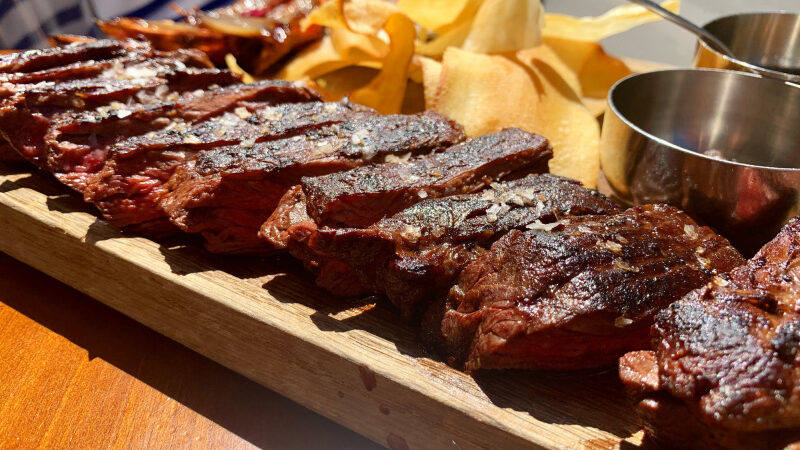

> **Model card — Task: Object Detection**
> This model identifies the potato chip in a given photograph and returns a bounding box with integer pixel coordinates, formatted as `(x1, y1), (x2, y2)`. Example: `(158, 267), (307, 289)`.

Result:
(278, 36), (355, 81)
(543, 0), (680, 42)
(410, 0), (544, 56)
(303, 0), (392, 34)
(313, 66), (379, 101)
(224, 53), (255, 83)
(434, 47), (600, 187)
(543, 37), (632, 99)
(330, 27), (387, 60)
(418, 56), (443, 110)
(582, 98), (608, 118)
(303, 0), (392, 57)
(414, 21), (473, 57)
(285, 0), (417, 113)
(461, 0), (544, 54)
(396, 0), (474, 31)
(340, 0), (401, 35)
(349, 12), (416, 114)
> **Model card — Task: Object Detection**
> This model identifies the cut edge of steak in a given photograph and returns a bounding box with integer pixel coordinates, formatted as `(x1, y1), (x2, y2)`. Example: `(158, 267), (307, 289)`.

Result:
(0, 58), (242, 171)
(81, 82), (328, 232)
(282, 174), (623, 319)
(160, 110), (466, 253)
(436, 204), (744, 372)
(619, 351), (800, 450)
(111, 98), (375, 159)
(300, 128), (553, 228)
(619, 217), (800, 449)
(0, 39), (140, 74)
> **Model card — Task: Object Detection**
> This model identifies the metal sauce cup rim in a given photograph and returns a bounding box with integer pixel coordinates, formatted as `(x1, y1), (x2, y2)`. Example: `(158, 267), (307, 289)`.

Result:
(697, 11), (800, 83)
(607, 68), (800, 172)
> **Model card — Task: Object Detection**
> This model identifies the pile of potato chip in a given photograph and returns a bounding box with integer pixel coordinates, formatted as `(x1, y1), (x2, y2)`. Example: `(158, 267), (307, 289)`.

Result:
(255, 0), (680, 188)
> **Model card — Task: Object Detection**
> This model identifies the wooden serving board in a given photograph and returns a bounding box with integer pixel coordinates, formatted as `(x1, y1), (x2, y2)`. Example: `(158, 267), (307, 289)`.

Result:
(0, 162), (646, 450)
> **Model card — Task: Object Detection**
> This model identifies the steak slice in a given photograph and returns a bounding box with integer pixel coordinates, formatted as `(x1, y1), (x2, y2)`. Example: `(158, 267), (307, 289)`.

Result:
(111, 99), (375, 158)
(56, 79), (321, 192)
(1, 55), (142, 85)
(0, 46), (214, 86)
(437, 204), (744, 372)
(160, 111), (466, 253)
(277, 174), (622, 318)
(0, 39), (136, 74)
(0, 64), (235, 110)
(620, 217), (800, 449)
(299, 128), (553, 228)
(82, 82), (327, 231)
(0, 55), (235, 168)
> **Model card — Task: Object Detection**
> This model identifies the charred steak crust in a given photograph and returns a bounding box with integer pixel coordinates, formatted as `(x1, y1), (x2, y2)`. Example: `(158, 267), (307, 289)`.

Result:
(111, 100), (375, 158)
(0, 39), (136, 74)
(621, 217), (800, 449)
(0, 41), (329, 238)
(160, 110), (466, 253)
(300, 128), (553, 228)
(439, 204), (744, 372)
(187, 110), (465, 177)
(82, 82), (328, 230)
(284, 174), (622, 318)
(0, 41), (237, 169)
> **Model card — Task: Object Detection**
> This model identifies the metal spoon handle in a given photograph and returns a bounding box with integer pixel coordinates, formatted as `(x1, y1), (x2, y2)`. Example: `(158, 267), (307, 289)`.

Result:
(625, 0), (737, 59)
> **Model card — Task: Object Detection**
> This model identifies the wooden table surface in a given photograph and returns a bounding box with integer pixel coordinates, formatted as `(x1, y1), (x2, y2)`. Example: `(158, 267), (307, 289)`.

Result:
(0, 251), (380, 449)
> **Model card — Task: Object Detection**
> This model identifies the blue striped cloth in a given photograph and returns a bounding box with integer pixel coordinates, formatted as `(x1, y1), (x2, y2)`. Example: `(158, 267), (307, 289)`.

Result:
(0, 0), (235, 49)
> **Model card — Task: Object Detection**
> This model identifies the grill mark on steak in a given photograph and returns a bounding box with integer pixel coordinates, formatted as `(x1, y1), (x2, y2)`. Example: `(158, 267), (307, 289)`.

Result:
(0, 39), (136, 74)
(0, 39), (324, 239)
(299, 128), (553, 228)
(159, 110), (466, 253)
(112, 99), (376, 158)
(1, 67), (239, 110)
(0, 52), (235, 168)
(190, 110), (465, 176)
(80, 82), (326, 231)
(436, 204), (744, 372)
(64, 79), (320, 185)
(0, 46), (217, 88)
(49, 76), (311, 187)
(277, 175), (622, 318)
(0, 55), (148, 85)
(620, 217), (800, 449)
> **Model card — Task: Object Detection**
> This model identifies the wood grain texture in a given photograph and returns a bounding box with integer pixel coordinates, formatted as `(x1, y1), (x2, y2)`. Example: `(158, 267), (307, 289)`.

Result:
(0, 162), (647, 450)
(0, 251), (379, 449)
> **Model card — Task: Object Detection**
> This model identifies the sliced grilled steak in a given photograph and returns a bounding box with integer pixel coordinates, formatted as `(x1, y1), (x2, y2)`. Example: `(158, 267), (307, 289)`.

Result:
(58, 79), (321, 191)
(111, 99), (375, 157)
(0, 39), (136, 74)
(299, 128), (553, 228)
(82, 82), (327, 231)
(277, 175), (621, 318)
(0, 48), (233, 168)
(160, 111), (466, 253)
(437, 204), (744, 372)
(0, 63), (233, 110)
(620, 217), (800, 450)
(1, 55), (140, 85)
